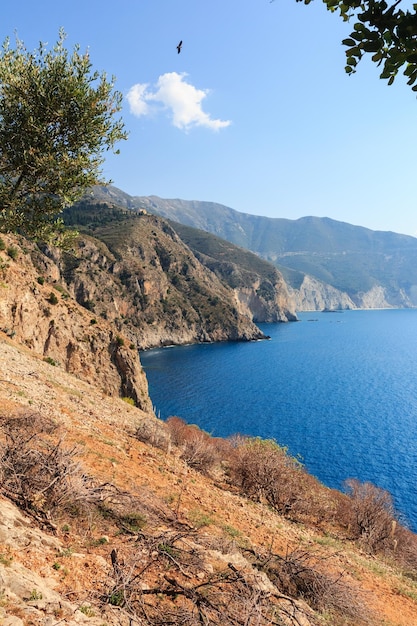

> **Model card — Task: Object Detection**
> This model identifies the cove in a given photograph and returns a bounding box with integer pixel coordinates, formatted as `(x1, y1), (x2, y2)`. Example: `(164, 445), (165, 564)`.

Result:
(141, 309), (417, 531)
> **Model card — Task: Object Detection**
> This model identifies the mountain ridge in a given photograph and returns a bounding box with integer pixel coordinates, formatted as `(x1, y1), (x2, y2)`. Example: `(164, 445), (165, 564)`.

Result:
(89, 186), (417, 310)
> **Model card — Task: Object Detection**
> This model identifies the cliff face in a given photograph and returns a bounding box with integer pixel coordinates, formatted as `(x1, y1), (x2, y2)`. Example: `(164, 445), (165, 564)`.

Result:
(0, 235), (152, 411)
(292, 275), (356, 311)
(164, 219), (297, 323)
(201, 259), (296, 322)
(61, 208), (281, 348)
(98, 186), (417, 312)
(292, 275), (411, 311)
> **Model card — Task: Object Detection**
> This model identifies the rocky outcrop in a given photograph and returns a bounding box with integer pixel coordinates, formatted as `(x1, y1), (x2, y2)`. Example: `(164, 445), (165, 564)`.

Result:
(290, 275), (356, 311)
(234, 281), (296, 322)
(165, 220), (297, 323)
(0, 235), (152, 411)
(292, 276), (413, 311)
(354, 285), (392, 309)
(60, 210), (270, 349)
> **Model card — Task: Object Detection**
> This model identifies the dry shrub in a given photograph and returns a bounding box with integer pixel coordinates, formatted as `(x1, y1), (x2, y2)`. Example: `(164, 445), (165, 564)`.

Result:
(248, 546), (371, 625)
(228, 436), (309, 517)
(0, 411), (102, 519)
(343, 479), (399, 554)
(101, 529), (322, 626)
(393, 525), (417, 572)
(166, 416), (219, 474)
(135, 417), (170, 451)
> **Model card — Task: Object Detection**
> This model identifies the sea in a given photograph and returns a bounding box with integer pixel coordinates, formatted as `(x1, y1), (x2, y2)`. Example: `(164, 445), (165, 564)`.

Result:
(140, 309), (417, 531)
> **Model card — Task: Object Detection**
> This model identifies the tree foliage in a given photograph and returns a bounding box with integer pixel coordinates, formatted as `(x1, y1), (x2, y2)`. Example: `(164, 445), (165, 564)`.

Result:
(0, 30), (127, 240)
(295, 0), (417, 89)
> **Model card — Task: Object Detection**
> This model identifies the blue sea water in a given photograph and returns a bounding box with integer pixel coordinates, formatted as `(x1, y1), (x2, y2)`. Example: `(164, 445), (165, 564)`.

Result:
(140, 309), (417, 531)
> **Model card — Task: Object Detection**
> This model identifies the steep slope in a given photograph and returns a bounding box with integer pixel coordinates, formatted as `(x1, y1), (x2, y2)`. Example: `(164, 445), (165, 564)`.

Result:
(1, 335), (417, 626)
(0, 234), (151, 410)
(165, 220), (297, 322)
(91, 186), (417, 310)
(63, 201), (293, 347)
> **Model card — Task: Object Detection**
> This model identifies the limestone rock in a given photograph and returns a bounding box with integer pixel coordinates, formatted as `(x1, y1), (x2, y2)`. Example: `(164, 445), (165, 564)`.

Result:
(0, 236), (152, 411)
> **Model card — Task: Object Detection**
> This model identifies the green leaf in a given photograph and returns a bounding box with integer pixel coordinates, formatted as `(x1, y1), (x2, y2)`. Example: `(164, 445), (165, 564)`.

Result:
(362, 41), (381, 53)
(406, 53), (417, 63)
(346, 56), (358, 66)
(372, 52), (383, 62)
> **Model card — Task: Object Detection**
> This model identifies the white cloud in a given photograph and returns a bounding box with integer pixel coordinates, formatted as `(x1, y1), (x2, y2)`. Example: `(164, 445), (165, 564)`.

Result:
(126, 83), (150, 117)
(126, 72), (231, 132)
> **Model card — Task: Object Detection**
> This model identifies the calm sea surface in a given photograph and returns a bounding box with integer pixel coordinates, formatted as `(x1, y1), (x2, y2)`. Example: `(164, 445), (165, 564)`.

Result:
(141, 310), (417, 530)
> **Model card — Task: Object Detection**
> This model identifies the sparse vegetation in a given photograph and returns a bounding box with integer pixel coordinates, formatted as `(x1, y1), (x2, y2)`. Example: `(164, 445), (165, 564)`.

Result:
(1, 347), (416, 625)
(0, 411), (106, 519)
(115, 335), (124, 347)
(6, 246), (18, 260)
(43, 356), (58, 366)
(0, 552), (13, 567)
(121, 396), (135, 406)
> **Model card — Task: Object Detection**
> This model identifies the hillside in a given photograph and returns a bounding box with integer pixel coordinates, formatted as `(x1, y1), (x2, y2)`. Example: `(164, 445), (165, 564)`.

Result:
(62, 199), (296, 345)
(1, 228), (417, 624)
(89, 186), (417, 310)
(2, 326), (417, 625)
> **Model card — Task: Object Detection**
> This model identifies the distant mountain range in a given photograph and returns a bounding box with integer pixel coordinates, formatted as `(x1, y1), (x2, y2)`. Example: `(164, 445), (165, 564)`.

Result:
(87, 186), (417, 310)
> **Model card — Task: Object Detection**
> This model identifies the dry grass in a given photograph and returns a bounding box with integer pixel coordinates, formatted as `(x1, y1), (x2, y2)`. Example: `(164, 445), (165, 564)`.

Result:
(1, 339), (417, 625)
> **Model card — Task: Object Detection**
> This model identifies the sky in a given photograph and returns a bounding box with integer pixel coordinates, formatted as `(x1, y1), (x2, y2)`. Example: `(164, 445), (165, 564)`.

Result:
(3, 0), (417, 237)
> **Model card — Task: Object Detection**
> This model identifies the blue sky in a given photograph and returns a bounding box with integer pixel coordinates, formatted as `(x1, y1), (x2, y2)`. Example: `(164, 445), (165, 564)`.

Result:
(3, 0), (417, 236)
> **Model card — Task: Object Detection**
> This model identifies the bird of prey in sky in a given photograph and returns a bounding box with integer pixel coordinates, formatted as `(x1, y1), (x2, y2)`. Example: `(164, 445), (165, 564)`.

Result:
(177, 40), (183, 54)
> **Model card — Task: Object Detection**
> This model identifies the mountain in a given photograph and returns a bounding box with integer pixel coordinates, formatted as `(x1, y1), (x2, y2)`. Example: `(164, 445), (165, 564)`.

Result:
(89, 186), (417, 310)
(62, 199), (296, 349)
(1, 214), (417, 626)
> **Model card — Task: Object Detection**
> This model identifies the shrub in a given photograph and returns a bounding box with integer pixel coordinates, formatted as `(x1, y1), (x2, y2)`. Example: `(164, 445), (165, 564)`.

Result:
(43, 356), (58, 366)
(135, 419), (170, 451)
(53, 284), (70, 299)
(344, 479), (399, 553)
(229, 436), (306, 517)
(48, 292), (58, 305)
(121, 396), (135, 406)
(6, 246), (18, 260)
(252, 546), (371, 623)
(166, 416), (218, 474)
(0, 237), (5, 251)
(0, 411), (102, 518)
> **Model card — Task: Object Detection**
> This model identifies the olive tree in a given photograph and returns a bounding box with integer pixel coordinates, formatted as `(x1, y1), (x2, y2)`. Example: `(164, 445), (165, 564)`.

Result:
(0, 29), (127, 240)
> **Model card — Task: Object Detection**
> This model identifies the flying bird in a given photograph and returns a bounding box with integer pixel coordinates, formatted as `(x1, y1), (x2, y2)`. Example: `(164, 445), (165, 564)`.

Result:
(177, 40), (183, 54)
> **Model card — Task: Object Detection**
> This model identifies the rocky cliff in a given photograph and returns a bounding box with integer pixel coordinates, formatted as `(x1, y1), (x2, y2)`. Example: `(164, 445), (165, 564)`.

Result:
(63, 202), (296, 347)
(0, 235), (152, 411)
(291, 275), (356, 311)
(167, 220), (297, 323)
(96, 186), (417, 312)
(291, 275), (409, 311)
